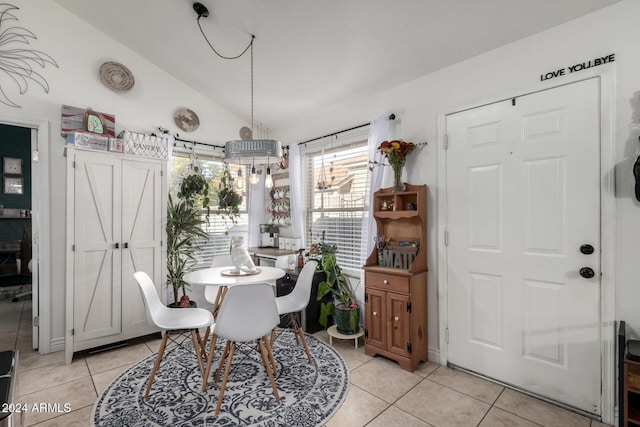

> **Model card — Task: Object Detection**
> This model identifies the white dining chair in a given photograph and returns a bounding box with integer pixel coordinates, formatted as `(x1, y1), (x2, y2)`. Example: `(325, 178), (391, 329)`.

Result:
(133, 271), (214, 398)
(202, 282), (280, 415)
(273, 260), (317, 364)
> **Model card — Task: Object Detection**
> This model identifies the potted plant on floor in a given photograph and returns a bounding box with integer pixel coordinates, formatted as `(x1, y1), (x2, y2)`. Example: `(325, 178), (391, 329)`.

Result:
(315, 242), (360, 334)
(166, 193), (208, 307)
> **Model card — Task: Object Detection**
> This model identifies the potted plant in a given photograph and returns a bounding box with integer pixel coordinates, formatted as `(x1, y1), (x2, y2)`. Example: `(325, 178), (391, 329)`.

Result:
(166, 194), (208, 307)
(178, 165), (210, 216)
(315, 242), (360, 334)
(215, 165), (242, 227)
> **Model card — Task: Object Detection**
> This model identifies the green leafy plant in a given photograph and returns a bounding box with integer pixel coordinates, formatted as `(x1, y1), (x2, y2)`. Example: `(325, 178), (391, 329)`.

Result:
(216, 166), (242, 226)
(166, 194), (208, 304)
(178, 166), (210, 216)
(315, 242), (359, 329)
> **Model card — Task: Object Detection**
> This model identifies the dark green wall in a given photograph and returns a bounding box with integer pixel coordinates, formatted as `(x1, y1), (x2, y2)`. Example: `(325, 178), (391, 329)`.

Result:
(0, 124), (31, 209)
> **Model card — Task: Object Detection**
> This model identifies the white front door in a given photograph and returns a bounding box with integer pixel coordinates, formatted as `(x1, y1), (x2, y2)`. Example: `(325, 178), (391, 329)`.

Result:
(445, 78), (601, 415)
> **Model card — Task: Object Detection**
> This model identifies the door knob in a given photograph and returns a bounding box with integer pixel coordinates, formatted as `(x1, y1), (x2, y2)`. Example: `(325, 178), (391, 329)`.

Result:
(579, 267), (595, 279)
(580, 244), (594, 255)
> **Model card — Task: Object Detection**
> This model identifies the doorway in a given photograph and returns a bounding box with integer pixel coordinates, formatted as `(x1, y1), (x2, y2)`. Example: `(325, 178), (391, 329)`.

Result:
(444, 78), (601, 415)
(0, 123), (39, 349)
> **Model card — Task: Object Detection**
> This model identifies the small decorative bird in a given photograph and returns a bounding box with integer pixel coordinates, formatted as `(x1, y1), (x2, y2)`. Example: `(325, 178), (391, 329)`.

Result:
(230, 236), (257, 274)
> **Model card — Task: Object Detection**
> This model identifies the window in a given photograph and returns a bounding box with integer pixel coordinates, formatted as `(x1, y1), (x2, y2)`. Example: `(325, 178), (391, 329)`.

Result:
(303, 138), (370, 271)
(169, 153), (248, 267)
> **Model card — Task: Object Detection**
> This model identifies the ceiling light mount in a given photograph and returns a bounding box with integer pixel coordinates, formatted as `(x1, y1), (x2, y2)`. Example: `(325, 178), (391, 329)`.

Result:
(193, 2), (209, 19)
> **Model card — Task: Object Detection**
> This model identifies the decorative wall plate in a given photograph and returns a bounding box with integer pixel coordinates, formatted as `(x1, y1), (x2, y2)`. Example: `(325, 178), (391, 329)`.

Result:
(239, 126), (253, 140)
(99, 61), (135, 92)
(174, 108), (200, 132)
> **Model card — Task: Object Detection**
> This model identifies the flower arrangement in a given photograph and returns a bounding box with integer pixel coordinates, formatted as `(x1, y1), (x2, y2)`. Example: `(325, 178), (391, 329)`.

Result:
(369, 140), (416, 191)
(374, 234), (391, 251)
(374, 234), (390, 265)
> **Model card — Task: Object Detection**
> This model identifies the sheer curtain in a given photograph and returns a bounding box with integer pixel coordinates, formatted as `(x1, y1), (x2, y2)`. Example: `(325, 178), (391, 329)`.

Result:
(247, 168), (266, 248)
(359, 114), (398, 279)
(288, 143), (305, 249)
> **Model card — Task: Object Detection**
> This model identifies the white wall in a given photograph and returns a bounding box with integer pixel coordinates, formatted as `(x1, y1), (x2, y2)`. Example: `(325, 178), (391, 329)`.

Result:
(5, 0), (640, 364)
(276, 0), (640, 355)
(0, 0), (248, 350)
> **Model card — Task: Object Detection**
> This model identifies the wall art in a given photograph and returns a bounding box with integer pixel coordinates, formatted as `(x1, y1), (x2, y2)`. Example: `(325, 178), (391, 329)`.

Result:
(0, 4), (58, 108)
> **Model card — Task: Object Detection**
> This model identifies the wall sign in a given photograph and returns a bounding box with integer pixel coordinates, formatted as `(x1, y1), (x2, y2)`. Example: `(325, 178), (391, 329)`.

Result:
(540, 53), (615, 82)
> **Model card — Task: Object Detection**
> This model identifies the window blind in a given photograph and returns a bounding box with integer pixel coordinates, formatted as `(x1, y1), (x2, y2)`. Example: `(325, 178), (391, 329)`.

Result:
(302, 135), (370, 271)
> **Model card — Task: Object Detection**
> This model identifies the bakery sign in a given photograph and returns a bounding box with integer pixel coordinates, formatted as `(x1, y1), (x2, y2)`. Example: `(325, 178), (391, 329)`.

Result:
(539, 53), (615, 82)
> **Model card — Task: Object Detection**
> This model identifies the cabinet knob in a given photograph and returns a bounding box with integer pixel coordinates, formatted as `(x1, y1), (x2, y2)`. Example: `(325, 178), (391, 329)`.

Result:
(394, 316), (399, 322)
(373, 311), (377, 316)
(383, 279), (388, 284)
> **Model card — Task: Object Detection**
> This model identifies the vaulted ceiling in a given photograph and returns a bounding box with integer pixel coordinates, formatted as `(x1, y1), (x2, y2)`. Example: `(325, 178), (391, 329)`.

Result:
(53, 0), (620, 132)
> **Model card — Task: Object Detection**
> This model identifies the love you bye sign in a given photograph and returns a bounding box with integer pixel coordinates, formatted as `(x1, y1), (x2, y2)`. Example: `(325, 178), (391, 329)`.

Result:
(540, 53), (615, 81)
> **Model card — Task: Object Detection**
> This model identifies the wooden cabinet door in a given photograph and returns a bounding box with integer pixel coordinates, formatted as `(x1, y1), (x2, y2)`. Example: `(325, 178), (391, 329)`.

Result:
(121, 159), (164, 337)
(73, 151), (122, 342)
(386, 291), (411, 357)
(365, 288), (386, 349)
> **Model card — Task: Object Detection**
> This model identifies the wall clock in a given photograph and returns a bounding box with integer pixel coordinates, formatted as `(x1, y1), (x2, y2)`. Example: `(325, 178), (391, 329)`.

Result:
(3, 157), (22, 175)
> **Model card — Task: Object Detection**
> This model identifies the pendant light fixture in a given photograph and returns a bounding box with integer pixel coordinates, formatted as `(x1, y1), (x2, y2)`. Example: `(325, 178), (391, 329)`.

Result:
(236, 161), (245, 190)
(264, 157), (273, 189)
(249, 157), (259, 185)
(193, 2), (282, 166)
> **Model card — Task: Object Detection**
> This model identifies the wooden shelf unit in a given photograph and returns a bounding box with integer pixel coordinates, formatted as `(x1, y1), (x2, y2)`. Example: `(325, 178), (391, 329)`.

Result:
(625, 357), (640, 426)
(363, 183), (428, 372)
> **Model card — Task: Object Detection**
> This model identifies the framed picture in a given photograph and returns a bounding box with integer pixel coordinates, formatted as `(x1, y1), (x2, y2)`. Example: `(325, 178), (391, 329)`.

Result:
(3, 157), (22, 175)
(3, 176), (23, 194)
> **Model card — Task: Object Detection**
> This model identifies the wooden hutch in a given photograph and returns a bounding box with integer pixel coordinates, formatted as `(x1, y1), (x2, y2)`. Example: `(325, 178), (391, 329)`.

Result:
(363, 183), (428, 372)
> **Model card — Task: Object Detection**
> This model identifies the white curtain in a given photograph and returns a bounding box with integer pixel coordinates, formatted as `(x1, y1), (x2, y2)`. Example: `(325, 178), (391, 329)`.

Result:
(288, 143), (305, 249)
(247, 169), (266, 248)
(359, 114), (398, 277)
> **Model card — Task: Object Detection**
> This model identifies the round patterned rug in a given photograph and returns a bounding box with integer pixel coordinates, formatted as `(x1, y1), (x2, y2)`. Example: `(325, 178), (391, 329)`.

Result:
(92, 329), (349, 426)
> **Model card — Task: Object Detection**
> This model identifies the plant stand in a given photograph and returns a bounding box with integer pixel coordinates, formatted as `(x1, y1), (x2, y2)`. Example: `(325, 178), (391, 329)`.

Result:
(327, 325), (364, 349)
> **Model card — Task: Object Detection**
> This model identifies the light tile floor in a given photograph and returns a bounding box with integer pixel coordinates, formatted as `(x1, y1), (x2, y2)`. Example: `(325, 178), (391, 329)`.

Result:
(0, 297), (614, 426)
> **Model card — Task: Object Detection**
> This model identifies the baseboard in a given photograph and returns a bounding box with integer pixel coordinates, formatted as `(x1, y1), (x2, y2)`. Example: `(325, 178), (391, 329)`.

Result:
(428, 347), (441, 364)
(48, 337), (65, 353)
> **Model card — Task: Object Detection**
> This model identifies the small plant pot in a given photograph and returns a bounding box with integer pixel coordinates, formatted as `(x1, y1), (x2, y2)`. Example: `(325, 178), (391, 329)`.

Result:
(334, 304), (359, 335)
(168, 300), (197, 309)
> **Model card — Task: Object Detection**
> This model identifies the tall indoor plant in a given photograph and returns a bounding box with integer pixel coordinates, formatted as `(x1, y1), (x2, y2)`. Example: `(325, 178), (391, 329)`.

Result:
(166, 194), (208, 306)
(316, 242), (360, 334)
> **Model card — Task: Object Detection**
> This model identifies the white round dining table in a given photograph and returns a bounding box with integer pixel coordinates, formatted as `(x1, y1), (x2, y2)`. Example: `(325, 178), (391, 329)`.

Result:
(183, 266), (286, 287)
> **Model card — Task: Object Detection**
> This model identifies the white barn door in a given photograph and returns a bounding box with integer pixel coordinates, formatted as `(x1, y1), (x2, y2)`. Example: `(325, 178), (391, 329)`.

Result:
(445, 78), (601, 415)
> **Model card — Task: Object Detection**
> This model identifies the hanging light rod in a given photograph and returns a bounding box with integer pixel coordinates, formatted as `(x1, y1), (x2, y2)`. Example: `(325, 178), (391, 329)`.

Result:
(193, 2), (282, 164)
(156, 128), (224, 151)
(297, 114), (396, 146)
